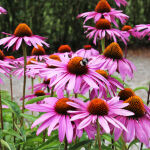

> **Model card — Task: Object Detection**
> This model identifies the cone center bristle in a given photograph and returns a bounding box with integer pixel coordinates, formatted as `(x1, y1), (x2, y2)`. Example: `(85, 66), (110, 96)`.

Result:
(118, 88), (135, 101)
(124, 96), (146, 118)
(95, 0), (111, 13)
(55, 98), (75, 115)
(88, 99), (109, 116)
(35, 90), (45, 97)
(103, 42), (123, 59)
(96, 19), (111, 29)
(67, 56), (88, 75)
(14, 23), (32, 37)
(58, 45), (71, 53)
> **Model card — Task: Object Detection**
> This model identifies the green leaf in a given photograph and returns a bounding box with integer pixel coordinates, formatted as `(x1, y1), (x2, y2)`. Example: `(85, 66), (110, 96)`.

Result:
(69, 139), (93, 150)
(20, 113), (39, 122)
(37, 135), (58, 150)
(2, 129), (23, 140)
(0, 139), (14, 150)
(1, 99), (21, 118)
(128, 139), (139, 149)
(133, 87), (149, 92)
(26, 95), (50, 104)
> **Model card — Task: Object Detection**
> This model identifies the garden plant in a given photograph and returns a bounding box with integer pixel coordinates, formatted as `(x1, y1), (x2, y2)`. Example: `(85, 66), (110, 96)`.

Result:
(0, 0), (150, 150)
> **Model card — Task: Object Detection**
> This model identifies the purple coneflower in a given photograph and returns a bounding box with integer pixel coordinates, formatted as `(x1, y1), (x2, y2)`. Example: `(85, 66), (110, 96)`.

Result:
(0, 6), (7, 14)
(22, 90), (50, 104)
(84, 18), (129, 45)
(89, 70), (124, 99)
(0, 23), (49, 51)
(25, 97), (83, 143)
(30, 45), (48, 61)
(122, 25), (139, 38)
(39, 55), (110, 93)
(76, 45), (99, 58)
(118, 88), (135, 101)
(114, 96), (150, 148)
(97, 42), (136, 80)
(78, 0), (128, 27)
(68, 97), (134, 134)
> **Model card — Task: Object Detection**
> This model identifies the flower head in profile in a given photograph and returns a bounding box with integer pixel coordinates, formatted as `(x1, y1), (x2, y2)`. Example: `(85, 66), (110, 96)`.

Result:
(28, 78), (51, 92)
(114, 96), (150, 148)
(118, 88), (135, 101)
(78, 0), (128, 27)
(88, 70), (124, 99)
(122, 25), (139, 38)
(21, 90), (50, 104)
(84, 18), (129, 45)
(114, 0), (128, 7)
(68, 97), (134, 135)
(25, 97), (82, 143)
(31, 45), (48, 61)
(135, 24), (150, 40)
(0, 6), (7, 14)
(0, 23), (49, 51)
(39, 55), (110, 93)
(76, 45), (99, 58)
(97, 42), (136, 80)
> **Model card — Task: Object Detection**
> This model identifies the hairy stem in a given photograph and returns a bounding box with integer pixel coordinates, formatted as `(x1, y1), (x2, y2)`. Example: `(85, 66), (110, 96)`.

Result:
(21, 43), (27, 126)
(10, 75), (16, 143)
(96, 119), (102, 150)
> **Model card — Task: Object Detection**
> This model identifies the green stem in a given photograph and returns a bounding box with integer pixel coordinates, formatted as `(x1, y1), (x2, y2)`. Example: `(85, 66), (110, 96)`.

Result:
(96, 119), (102, 150)
(51, 86), (54, 97)
(0, 89), (4, 130)
(75, 93), (78, 98)
(9, 75), (16, 143)
(64, 137), (68, 150)
(101, 38), (105, 53)
(21, 43), (27, 126)
(121, 135), (127, 150)
(31, 78), (34, 94)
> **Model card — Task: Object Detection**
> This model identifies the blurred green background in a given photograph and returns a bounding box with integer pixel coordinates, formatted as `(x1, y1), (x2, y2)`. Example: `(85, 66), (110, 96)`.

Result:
(0, 0), (150, 56)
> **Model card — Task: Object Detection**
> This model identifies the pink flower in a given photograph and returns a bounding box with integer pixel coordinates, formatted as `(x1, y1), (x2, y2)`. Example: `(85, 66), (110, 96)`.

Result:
(0, 6), (7, 14)
(135, 24), (150, 40)
(77, 0), (128, 27)
(30, 45), (48, 61)
(97, 42), (136, 80)
(68, 97), (134, 135)
(75, 45), (99, 58)
(28, 78), (51, 92)
(25, 97), (83, 143)
(122, 25), (139, 38)
(88, 70), (124, 99)
(12, 57), (38, 79)
(0, 23), (49, 51)
(84, 18), (129, 45)
(114, 0), (128, 7)
(114, 96), (150, 148)
(38, 55), (110, 93)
